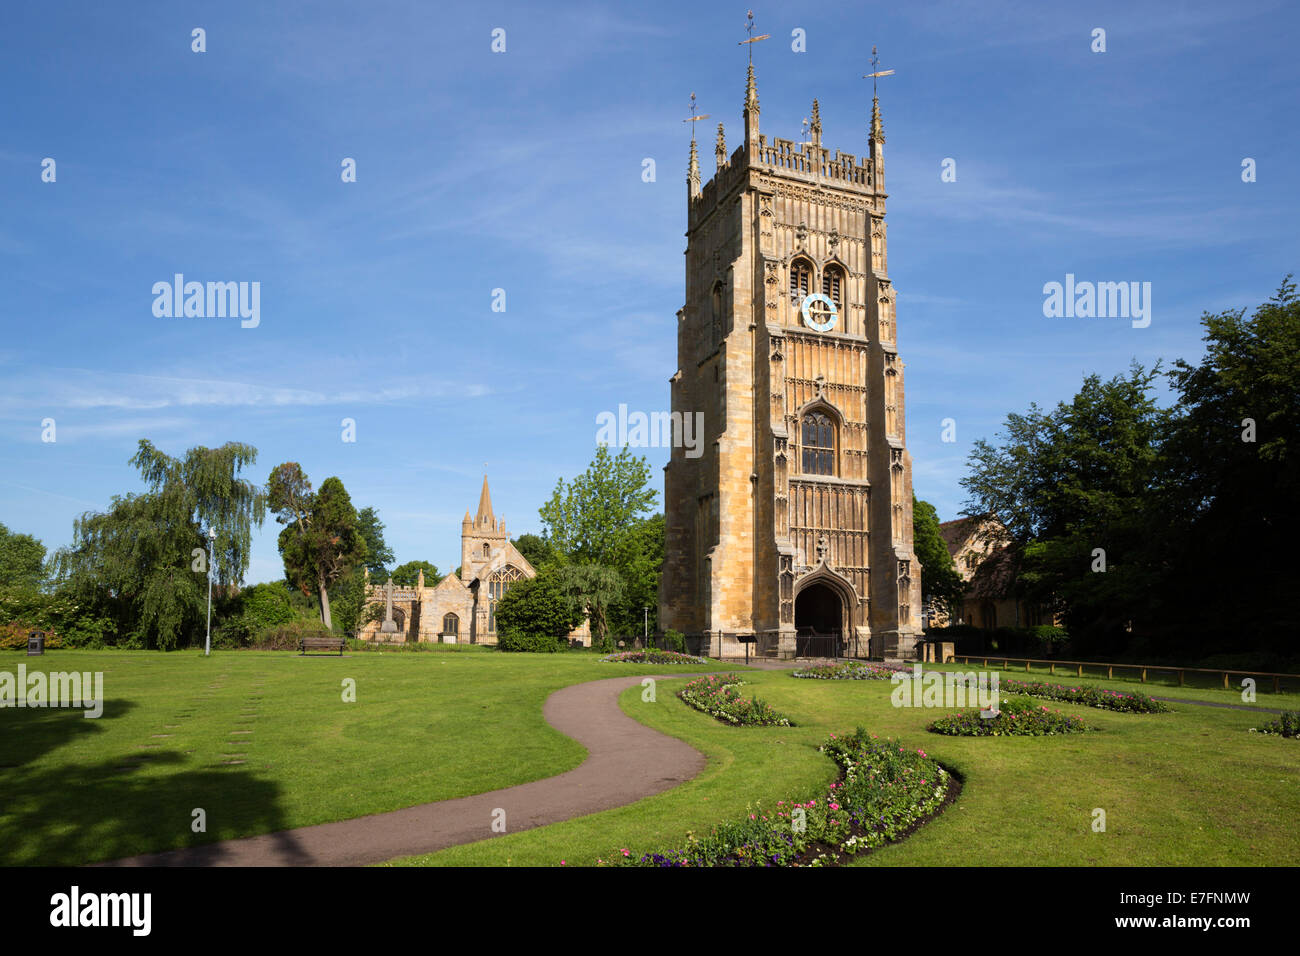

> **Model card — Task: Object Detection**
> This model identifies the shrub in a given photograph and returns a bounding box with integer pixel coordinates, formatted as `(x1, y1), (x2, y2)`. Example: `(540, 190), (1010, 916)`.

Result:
(218, 583), (299, 647)
(1251, 711), (1300, 738)
(599, 650), (707, 664)
(251, 620), (335, 651)
(494, 572), (585, 641)
(928, 696), (1093, 736)
(661, 629), (686, 653)
(792, 661), (904, 680)
(603, 729), (949, 866)
(0, 622), (64, 650)
(999, 679), (1170, 713)
(678, 674), (791, 726)
(496, 630), (566, 653)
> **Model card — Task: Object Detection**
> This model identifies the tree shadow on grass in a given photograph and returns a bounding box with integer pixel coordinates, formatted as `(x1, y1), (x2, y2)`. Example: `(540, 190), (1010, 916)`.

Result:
(0, 703), (304, 866)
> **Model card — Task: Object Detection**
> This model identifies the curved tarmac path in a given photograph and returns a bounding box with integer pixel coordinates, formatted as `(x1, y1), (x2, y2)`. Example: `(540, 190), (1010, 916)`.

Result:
(103, 673), (710, 867)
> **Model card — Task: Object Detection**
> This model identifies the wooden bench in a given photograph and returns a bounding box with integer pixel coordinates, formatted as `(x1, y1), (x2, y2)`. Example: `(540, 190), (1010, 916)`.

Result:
(299, 636), (346, 656)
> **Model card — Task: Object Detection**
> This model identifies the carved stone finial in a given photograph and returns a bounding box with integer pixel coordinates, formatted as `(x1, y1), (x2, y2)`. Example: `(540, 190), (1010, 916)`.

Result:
(810, 98), (822, 147)
(688, 137), (701, 197)
(715, 122), (727, 171)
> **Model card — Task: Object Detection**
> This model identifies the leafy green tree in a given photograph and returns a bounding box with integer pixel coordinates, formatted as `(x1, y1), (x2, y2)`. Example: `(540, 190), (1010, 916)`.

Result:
(607, 513), (663, 637)
(356, 507), (394, 581)
(390, 560), (442, 588)
(912, 496), (965, 619)
(961, 364), (1168, 651)
(0, 523), (47, 590)
(555, 564), (625, 648)
(1152, 276), (1300, 652)
(512, 533), (555, 570)
(268, 464), (367, 631)
(55, 440), (266, 649)
(494, 569), (584, 642)
(539, 445), (658, 565)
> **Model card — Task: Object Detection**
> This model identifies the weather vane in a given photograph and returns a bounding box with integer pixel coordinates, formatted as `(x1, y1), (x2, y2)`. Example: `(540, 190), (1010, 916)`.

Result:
(682, 92), (711, 143)
(863, 45), (895, 97)
(738, 10), (770, 65)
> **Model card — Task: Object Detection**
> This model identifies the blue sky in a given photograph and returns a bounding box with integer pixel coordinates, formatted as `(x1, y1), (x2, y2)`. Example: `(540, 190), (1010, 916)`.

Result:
(2, 0), (1296, 585)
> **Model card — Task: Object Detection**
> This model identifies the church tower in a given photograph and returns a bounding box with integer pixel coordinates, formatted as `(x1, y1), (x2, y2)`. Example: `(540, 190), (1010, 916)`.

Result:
(461, 475), (507, 586)
(659, 52), (922, 660)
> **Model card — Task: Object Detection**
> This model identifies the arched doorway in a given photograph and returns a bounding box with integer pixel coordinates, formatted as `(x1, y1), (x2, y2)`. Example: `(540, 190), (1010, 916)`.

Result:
(795, 581), (843, 657)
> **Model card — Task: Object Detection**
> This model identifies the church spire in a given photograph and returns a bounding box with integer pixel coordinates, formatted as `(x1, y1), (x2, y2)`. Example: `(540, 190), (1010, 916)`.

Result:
(475, 474), (494, 526)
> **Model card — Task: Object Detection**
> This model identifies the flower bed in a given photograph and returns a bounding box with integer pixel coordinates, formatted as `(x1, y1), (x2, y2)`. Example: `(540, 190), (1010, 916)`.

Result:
(998, 678), (1170, 713)
(598, 650), (709, 665)
(1250, 710), (1300, 738)
(927, 696), (1093, 736)
(792, 661), (904, 680)
(677, 673), (792, 726)
(600, 729), (951, 866)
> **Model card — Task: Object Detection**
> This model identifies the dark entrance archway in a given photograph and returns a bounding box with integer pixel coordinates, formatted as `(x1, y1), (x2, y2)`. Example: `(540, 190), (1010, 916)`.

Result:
(795, 582), (843, 657)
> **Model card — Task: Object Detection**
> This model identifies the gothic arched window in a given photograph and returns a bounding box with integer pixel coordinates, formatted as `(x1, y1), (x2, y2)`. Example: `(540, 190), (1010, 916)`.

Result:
(801, 411), (835, 476)
(482, 543), (490, 558)
(487, 565), (525, 632)
(790, 258), (813, 301)
(821, 264), (844, 310)
(442, 613), (459, 636)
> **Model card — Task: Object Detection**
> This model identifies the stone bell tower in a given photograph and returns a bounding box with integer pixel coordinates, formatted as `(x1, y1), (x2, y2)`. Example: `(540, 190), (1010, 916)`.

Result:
(658, 53), (922, 661)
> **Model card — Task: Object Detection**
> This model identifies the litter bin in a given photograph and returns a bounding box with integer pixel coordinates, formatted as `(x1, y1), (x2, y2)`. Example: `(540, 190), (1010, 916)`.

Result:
(27, 630), (45, 656)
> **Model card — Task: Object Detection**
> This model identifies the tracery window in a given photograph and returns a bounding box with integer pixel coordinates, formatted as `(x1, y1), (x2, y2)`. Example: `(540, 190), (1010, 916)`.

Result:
(443, 613), (459, 636)
(487, 565), (525, 632)
(801, 411), (835, 475)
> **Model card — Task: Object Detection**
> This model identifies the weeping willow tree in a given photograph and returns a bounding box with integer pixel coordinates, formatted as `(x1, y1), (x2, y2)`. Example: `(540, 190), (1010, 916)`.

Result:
(55, 440), (266, 649)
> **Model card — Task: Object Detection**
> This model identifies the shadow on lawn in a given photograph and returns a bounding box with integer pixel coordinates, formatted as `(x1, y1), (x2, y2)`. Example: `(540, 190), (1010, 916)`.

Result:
(0, 702), (303, 867)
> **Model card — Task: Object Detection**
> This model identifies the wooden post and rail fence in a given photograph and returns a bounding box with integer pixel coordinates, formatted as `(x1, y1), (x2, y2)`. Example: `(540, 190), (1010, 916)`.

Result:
(948, 654), (1297, 694)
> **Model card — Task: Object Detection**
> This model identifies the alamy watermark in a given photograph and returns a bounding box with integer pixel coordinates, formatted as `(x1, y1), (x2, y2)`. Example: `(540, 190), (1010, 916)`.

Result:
(595, 404), (705, 459)
(1042, 274), (1151, 328)
(1, 664), (103, 718)
(152, 274), (260, 328)
(890, 664), (1000, 713)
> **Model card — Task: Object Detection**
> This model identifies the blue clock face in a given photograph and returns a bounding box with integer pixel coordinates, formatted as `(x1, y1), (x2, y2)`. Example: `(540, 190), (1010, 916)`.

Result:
(801, 293), (838, 332)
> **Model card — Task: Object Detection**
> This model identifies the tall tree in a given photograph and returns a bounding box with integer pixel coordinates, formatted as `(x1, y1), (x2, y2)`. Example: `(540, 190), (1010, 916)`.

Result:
(607, 513), (664, 636)
(911, 496), (965, 620)
(0, 523), (47, 591)
(55, 440), (266, 649)
(539, 445), (658, 565)
(961, 364), (1169, 651)
(356, 506), (395, 581)
(267, 464), (367, 630)
(1153, 276), (1300, 651)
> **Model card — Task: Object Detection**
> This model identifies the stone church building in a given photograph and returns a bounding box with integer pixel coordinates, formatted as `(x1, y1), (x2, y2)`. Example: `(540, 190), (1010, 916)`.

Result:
(659, 59), (923, 661)
(356, 477), (585, 645)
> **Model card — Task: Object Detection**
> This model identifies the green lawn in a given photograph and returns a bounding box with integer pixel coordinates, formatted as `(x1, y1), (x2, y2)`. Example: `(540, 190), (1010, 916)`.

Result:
(390, 666), (1300, 867)
(0, 648), (732, 865)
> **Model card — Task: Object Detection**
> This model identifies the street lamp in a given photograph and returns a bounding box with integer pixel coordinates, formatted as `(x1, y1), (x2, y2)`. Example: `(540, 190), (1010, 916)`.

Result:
(644, 606), (650, 647)
(205, 527), (216, 657)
